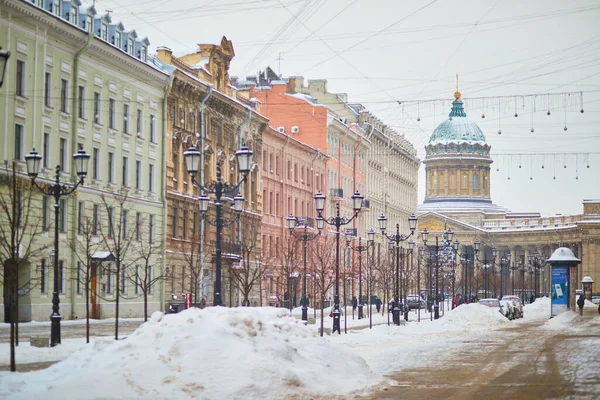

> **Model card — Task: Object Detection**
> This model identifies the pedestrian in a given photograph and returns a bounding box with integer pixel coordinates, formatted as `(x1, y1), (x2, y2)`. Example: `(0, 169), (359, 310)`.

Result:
(200, 298), (206, 309)
(352, 296), (358, 311)
(577, 293), (585, 316)
(376, 298), (382, 313)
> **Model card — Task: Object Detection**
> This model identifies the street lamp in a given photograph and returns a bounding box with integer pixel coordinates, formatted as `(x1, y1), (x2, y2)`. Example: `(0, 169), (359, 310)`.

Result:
(528, 252), (544, 299)
(0, 47), (10, 87)
(313, 190), (363, 334)
(345, 233), (375, 320)
(379, 214), (417, 324)
(423, 228), (458, 320)
(500, 252), (511, 298)
(287, 215), (320, 321)
(184, 145), (252, 306)
(25, 147), (90, 346)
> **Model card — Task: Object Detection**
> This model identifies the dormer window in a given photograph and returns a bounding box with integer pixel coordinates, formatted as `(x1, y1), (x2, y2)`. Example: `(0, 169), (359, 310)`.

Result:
(115, 31), (122, 48)
(86, 16), (93, 32)
(53, 0), (61, 16)
(101, 23), (108, 41)
(69, 6), (78, 25)
(128, 38), (134, 55)
(140, 46), (147, 61)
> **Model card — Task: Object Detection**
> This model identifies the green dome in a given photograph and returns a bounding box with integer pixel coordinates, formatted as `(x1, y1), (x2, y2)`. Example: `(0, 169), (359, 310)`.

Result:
(428, 99), (487, 145)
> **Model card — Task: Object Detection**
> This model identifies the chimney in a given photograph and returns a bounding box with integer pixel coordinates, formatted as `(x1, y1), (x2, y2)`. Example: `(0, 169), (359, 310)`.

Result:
(156, 46), (172, 64)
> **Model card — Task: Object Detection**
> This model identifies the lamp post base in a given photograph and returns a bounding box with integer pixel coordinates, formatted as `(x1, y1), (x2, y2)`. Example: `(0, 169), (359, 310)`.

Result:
(392, 307), (400, 325)
(358, 304), (363, 319)
(332, 308), (341, 334)
(50, 313), (61, 347)
(434, 303), (440, 320)
(301, 305), (308, 321)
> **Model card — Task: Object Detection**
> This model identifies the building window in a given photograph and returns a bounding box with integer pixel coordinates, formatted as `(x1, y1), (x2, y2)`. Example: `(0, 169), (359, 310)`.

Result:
(148, 164), (155, 192)
(122, 209), (129, 239)
(472, 173), (479, 189)
(148, 266), (154, 295)
(136, 212), (142, 241)
(101, 23), (108, 41)
(137, 109), (143, 136)
(122, 266), (127, 295)
(78, 85), (85, 118)
(14, 124), (24, 160)
(93, 92), (101, 124)
(149, 214), (155, 243)
(78, 201), (85, 234)
(135, 265), (140, 295)
(70, 6), (78, 25)
(106, 264), (113, 294)
(16, 60), (25, 97)
(123, 104), (130, 134)
(59, 199), (67, 232)
(93, 204), (100, 235)
(122, 156), (129, 186)
(42, 196), (49, 231)
(93, 148), (100, 180)
(182, 209), (188, 240)
(59, 138), (67, 171)
(76, 262), (83, 295)
(108, 207), (114, 237)
(109, 98), (116, 129)
(60, 79), (68, 113)
(135, 160), (142, 189)
(59, 260), (65, 294)
(40, 259), (47, 294)
(128, 38), (134, 56)
(141, 46), (147, 62)
(150, 115), (156, 142)
(108, 152), (114, 183)
(44, 72), (52, 106)
(54, 0), (61, 16)
(115, 31), (122, 48)
(172, 208), (178, 238)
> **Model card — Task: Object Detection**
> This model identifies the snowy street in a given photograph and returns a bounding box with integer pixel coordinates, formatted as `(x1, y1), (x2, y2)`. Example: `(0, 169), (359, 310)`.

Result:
(0, 298), (599, 399)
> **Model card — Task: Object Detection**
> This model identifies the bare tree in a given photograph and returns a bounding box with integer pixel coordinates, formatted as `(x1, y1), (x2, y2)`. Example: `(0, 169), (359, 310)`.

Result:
(99, 192), (136, 340)
(374, 249), (395, 316)
(0, 163), (45, 371)
(67, 216), (103, 343)
(229, 224), (267, 306)
(177, 233), (212, 304)
(310, 233), (336, 337)
(130, 225), (167, 321)
(265, 235), (300, 310)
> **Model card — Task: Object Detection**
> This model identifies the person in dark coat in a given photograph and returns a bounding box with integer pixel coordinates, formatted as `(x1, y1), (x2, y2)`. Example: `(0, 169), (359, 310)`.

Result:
(577, 293), (585, 315)
(376, 298), (382, 313)
(352, 296), (358, 311)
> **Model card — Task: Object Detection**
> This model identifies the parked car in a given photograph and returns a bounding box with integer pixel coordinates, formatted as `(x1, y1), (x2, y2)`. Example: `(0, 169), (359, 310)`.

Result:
(499, 299), (518, 320)
(406, 295), (426, 310)
(501, 295), (523, 318)
(592, 296), (600, 305)
(479, 298), (501, 308)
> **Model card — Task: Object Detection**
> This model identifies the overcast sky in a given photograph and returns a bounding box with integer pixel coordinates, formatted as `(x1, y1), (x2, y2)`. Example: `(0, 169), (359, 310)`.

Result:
(100, 0), (600, 216)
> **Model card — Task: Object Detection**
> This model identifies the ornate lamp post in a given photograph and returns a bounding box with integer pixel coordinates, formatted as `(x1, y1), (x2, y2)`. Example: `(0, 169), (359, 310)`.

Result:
(528, 252), (544, 299)
(25, 147), (90, 346)
(184, 145), (252, 306)
(378, 214), (417, 324)
(0, 47), (10, 87)
(345, 231), (376, 320)
(313, 191), (363, 334)
(287, 215), (320, 321)
(451, 239), (482, 301)
(500, 252), (511, 298)
(422, 228), (456, 319)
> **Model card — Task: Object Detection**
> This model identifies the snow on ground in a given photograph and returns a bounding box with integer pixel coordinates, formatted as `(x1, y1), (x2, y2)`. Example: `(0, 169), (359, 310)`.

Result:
(516, 296), (551, 322)
(0, 308), (383, 400)
(0, 317), (144, 329)
(0, 339), (86, 366)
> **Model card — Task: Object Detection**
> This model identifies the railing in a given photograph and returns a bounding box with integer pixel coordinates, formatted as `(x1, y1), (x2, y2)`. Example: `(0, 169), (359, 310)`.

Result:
(482, 215), (583, 230)
(295, 216), (315, 228)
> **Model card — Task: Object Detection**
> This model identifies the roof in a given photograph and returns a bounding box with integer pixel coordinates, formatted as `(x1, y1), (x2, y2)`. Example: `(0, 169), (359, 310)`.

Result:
(547, 247), (581, 264)
(428, 99), (487, 145)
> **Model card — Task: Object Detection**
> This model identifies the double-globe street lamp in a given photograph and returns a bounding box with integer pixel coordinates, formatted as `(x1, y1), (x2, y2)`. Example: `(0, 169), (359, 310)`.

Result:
(183, 145), (253, 306)
(287, 215), (321, 321)
(378, 214), (417, 325)
(421, 228), (455, 320)
(345, 231), (376, 320)
(25, 147), (90, 346)
(313, 191), (363, 335)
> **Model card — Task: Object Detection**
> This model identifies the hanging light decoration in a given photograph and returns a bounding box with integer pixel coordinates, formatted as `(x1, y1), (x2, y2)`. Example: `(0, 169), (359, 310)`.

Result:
(547, 94), (551, 115)
(530, 95), (535, 133)
(417, 101), (421, 122)
(580, 92), (584, 113)
(498, 98), (502, 135)
(514, 97), (518, 117)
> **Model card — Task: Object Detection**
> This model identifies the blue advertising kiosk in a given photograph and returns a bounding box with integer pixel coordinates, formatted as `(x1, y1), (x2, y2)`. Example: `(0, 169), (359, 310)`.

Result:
(546, 247), (581, 318)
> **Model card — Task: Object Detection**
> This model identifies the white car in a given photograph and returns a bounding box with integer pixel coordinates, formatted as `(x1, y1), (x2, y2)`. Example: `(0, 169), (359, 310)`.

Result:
(499, 300), (519, 320)
(592, 296), (600, 305)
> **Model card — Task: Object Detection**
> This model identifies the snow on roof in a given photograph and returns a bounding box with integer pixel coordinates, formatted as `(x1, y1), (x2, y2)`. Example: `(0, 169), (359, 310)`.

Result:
(285, 92), (325, 107)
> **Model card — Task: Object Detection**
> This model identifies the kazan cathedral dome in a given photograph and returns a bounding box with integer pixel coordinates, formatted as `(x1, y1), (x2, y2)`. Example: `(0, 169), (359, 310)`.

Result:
(418, 90), (508, 222)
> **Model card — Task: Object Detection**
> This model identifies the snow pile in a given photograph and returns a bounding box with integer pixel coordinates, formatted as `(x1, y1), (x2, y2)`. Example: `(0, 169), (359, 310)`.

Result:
(0, 308), (381, 400)
(543, 310), (585, 331)
(438, 303), (510, 329)
(584, 299), (598, 309)
(522, 296), (550, 320)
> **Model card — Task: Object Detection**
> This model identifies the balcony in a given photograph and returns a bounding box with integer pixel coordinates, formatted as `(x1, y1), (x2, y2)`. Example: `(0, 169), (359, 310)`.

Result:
(208, 240), (241, 261)
(362, 199), (370, 209)
(294, 216), (315, 228)
(344, 228), (357, 237)
(329, 188), (343, 199)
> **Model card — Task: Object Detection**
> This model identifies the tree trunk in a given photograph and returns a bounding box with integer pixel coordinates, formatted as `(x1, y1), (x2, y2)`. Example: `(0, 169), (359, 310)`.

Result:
(85, 279), (90, 344)
(144, 291), (148, 322)
(115, 262), (120, 341)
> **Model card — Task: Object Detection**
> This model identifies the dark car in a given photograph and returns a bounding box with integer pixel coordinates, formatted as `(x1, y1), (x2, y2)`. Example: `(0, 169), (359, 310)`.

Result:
(407, 295), (425, 310)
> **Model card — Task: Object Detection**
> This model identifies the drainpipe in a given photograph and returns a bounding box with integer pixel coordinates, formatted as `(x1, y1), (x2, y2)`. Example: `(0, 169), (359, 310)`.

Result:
(69, 17), (94, 319)
(199, 84), (212, 302)
(337, 123), (350, 211)
(237, 108), (252, 252)
(281, 134), (291, 238)
(160, 73), (175, 312)
(3, 13), (11, 162)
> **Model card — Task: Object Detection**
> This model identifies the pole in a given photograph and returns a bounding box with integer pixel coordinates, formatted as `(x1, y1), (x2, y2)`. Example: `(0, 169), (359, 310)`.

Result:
(51, 167), (62, 346)
(214, 166), (223, 306)
(332, 205), (341, 334)
(302, 228), (308, 321)
(358, 238), (363, 319)
(417, 249), (421, 322)
(393, 242), (400, 325)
